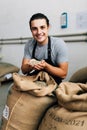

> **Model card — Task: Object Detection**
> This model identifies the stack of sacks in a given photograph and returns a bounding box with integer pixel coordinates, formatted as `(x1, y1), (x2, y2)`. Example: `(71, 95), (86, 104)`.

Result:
(1, 71), (57, 130)
(38, 82), (87, 130)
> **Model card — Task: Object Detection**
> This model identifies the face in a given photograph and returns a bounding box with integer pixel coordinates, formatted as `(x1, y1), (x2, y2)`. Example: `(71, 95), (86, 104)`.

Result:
(30, 19), (50, 45)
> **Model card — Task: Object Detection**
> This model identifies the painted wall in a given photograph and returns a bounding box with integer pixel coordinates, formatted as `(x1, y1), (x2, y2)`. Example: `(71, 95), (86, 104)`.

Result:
(0, 0), (87, 38)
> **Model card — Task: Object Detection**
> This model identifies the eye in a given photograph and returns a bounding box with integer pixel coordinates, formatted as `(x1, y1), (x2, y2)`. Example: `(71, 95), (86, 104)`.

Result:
(31, 27), (37, 31)
(40, 26), (45, 29)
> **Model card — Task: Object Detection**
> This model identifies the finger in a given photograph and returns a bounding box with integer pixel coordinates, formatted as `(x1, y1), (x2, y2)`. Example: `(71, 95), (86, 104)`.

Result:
(34, 65), (43, 70)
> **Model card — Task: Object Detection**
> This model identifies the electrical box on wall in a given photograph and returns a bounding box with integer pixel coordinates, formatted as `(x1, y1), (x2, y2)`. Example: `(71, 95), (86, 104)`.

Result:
(61, 12), (68, 28)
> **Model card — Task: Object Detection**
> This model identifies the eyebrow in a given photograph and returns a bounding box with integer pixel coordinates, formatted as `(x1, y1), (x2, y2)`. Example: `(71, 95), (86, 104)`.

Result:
(31, 25), (46, 30)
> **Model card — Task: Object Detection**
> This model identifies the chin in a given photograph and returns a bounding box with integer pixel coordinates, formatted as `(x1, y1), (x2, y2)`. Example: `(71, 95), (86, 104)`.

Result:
(37, 38), (45, 43)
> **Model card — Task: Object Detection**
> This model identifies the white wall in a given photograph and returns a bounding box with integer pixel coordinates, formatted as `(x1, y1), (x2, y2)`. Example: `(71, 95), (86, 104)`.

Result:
(0, 44), (24, 68)
(0, 0), (87, 38)
(66, 42), (87, 80)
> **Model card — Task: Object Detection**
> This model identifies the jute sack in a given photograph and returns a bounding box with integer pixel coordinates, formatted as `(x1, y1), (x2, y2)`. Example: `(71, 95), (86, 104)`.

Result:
(55, 82), (87, 111)
(12, 71), (57, 96)
(38, 105), (87, 130)
(69, 66), (87, 83)
(1, 73), (57, 130)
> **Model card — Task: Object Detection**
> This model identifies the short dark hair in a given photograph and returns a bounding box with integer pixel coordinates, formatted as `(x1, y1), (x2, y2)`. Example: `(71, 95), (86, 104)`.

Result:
(29, 13), (49, 29)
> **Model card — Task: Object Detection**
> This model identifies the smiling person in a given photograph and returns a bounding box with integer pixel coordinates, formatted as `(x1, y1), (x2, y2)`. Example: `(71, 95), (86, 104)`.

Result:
(21, 13), (68, 84)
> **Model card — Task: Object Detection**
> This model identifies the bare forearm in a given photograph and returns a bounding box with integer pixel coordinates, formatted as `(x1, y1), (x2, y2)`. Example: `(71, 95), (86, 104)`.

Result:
(45, 62), (68, 78)
(21, 58), (41, 74)
(21, 59), (33, 74)
(21, 65), (32, 74)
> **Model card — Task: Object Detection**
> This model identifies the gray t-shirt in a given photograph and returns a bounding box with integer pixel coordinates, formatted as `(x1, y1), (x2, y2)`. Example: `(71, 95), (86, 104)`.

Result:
(24, 36), (68, 65)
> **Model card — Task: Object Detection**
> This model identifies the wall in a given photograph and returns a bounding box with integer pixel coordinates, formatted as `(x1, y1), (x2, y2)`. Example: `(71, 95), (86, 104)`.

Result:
(0, 0), (87, 38)
(67, 41), (87, 81)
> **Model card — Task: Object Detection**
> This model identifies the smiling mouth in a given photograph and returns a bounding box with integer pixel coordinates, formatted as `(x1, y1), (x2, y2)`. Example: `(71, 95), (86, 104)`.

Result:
(37, 34), (44, 38)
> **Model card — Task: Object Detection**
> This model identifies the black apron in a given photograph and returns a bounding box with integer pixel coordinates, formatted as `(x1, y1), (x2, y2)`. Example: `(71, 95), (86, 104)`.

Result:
(28, 37), (62, 84)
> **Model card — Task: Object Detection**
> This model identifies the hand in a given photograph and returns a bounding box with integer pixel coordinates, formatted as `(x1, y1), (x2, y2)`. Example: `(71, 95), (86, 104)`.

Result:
(34, 60), (46, 70)
(29, 59), (40, 67)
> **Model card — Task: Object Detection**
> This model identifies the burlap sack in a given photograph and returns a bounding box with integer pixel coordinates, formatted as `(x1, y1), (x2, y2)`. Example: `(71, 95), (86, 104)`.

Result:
(1, 84), (57, 130)
(13, 73), (41, 91)
(55, 82), (87, 111)
(0, 62), (19, 83)
(0, 62), (19, 78)
(38, 105), (87, 130)
(13, 71), (57, 96)
(69, 66), (87, 83)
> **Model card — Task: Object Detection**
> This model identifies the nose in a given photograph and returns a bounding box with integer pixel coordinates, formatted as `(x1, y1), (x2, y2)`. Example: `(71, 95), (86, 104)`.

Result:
(37, 28), (41, 34)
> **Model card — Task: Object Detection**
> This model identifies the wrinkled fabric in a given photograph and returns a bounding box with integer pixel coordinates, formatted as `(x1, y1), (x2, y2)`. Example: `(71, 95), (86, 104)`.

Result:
(13, 71), (57, 96)
(55, 82), (87, 111)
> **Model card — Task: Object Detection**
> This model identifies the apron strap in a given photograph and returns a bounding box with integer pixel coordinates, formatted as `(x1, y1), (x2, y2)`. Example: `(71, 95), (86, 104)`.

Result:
(32, 41), (37, 58)
(48, 36), (51, 61)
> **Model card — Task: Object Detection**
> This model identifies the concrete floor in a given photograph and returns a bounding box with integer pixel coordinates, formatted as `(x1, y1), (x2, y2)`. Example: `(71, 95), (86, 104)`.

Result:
(0, 81), (13, 128)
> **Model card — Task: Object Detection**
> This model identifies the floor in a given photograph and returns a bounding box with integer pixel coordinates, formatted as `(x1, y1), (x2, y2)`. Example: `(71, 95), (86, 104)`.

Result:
(0, 81), (13, 128)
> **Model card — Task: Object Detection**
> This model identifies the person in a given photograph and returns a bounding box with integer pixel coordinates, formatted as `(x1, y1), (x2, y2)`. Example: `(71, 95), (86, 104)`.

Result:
(21, 13), (68, 85)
